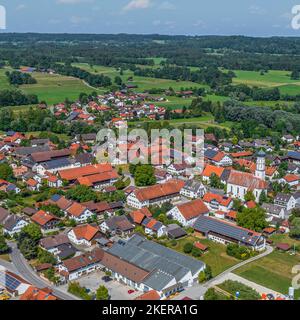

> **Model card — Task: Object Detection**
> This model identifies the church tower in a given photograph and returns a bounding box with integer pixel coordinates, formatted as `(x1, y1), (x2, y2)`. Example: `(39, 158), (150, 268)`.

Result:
(255, 149), (266, 180)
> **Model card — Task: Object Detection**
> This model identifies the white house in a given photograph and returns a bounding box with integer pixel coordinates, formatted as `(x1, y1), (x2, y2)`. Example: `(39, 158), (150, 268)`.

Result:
(167, 199), (209, 227)
(67, 224), (100, 247)
(274, 193), (296, 211)
(180, 179), (206, 199)
(66, 203), (94, 224)
(3, 215), (28, 237)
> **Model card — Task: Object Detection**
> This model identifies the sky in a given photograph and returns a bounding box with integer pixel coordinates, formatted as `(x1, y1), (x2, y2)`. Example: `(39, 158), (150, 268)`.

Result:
(0, 0), (300, 36)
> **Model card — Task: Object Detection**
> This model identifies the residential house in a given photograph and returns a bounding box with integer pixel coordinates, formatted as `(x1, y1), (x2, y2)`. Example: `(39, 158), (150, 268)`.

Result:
(100, 215), (134, 237)
(31, 210), (60, 231)
(274, 193), (296, 211)
(203, 193), (233, 212)
(141, 218), (167, 238)
(261, 203), (286, 219)
(2, 215), (28, 237)
(180, 179), (206, 199)
(127, 180), (185, 209)
(67, 224), (102, 247)
(205, 149), (232, 167)
(167, 199), (209, 227)
(66, 202), (94, 224)
(58, 249), (102, 282)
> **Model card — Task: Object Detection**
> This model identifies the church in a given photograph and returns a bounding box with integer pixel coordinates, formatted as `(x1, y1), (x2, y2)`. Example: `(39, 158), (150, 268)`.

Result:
(227, 150), (268, 202)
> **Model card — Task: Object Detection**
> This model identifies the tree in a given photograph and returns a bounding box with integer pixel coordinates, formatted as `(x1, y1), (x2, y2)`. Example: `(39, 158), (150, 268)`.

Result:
(133, 165), (156, 187)
(96, 285), (109, 300)
(66, 185), (97, 203)
(244, 191), (255, 202)
(237, 207), (267, 232)
(0, 163), (14, 181)
(22, 223), (42, 242)
(204, 288), (221, 300)
(183, 242), (193, 254)
(0, 232), (9, 254)
(209, 173), (222, 188)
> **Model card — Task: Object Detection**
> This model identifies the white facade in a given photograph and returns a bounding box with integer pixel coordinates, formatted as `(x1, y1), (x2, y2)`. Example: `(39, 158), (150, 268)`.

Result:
(227, 183), (263, 202)
(4, 219), (28, 237)
(67, 229), (92, 246)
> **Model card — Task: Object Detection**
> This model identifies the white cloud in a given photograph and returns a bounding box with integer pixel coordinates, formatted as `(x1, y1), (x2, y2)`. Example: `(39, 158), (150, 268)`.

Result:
(123, 0), (152, 11)
(16, 4), (27, 11)
(249, 5), (266, 16)
(158, 1), (176, 11)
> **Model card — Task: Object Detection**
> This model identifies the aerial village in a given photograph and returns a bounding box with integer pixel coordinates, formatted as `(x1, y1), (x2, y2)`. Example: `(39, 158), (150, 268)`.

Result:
(0, 91), (300, 301)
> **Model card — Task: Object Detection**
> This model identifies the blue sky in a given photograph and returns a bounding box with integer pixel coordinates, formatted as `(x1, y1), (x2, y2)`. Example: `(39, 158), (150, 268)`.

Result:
(1, 0), (300, 36)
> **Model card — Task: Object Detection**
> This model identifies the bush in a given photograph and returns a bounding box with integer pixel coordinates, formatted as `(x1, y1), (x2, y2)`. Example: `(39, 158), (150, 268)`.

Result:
(68, 282), (93, 300)
(226, 243), (250, 260)
(183, 242), (193, 254)
(219, 280), (260, 300)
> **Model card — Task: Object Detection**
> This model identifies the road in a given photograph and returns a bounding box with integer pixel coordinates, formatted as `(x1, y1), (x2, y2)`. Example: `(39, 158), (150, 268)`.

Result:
(175, 245), (274, 300)
(7, 242), (79, 300)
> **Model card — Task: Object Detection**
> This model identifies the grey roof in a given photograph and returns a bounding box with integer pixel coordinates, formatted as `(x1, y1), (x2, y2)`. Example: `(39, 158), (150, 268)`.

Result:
(108, 234), (204, 286)
(75, 153), (93, 165)
(167, 225), (187, 239)
(30, 139), (50, 146)
(40, 157), (72, 170)
(0, 207), (9, 224)
(274, 193), (294, 203)
(66, 112), (80, 122)
(15, 145), (50, 156)
(262, 203), (285, 216)
(143, 270), (175, 291)
(40, 234), (70, 249)
(56, 243), (77, 260)
(257, 149), (266, 158)
(204, 149), (218, 160)
(193, 216), (262, 247)
(3, 215), (23, 231)
(183, 180), (204, 193)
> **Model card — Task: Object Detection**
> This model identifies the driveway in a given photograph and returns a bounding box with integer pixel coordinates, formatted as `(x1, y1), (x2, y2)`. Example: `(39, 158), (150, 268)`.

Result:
(61, 270), (141, 300)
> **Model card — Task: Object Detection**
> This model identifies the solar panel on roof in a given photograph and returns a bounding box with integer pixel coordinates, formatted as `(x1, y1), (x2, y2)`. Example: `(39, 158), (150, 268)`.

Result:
(51, 194), (61, 202)
(0, 271), (21, 291)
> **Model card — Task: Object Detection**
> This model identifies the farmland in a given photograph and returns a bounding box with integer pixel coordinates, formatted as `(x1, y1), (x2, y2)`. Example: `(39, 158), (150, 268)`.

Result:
(0, 69), (98, 105)
(234, 235), (300, 299)
(231, 69), (300, 95)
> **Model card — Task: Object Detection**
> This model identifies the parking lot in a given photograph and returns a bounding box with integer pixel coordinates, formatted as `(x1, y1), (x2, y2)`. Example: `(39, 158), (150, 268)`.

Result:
(61, 271), (141, 300)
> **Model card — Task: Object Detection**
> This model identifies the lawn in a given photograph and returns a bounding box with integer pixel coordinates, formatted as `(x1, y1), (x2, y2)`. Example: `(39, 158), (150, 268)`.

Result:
(0, 68), (12, 89)
(73, 63), (208, 92)
(162, 235), (239, 277)
(234, 248), (300, 298)
(0, 254), (11, 262)
(20, 72), (99, 104)
(232, 70), (300, 88)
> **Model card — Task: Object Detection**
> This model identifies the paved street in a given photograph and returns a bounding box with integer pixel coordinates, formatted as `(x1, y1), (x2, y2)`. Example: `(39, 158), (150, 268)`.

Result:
(7, 242), (79, 300)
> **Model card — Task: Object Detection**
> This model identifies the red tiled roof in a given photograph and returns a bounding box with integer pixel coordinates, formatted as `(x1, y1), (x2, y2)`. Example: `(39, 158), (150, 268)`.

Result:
(202, 164), (224, 178)
(134, 180), (185, 202)
(59, 163), (114, 181)
(67, 202), (87, 218)
(71, 224), (99, 241)
(130, 207), (152, 224)
(31, 210), (58, 226)
(176, 199), (209, 220)
(283, 174), (299, 183)
(231, 151), (253, 158)
(194, 241), (208, 251)
(203, 192), (232, 207)
(135, 290), (160, 300)
(228, 170), (267, 190)
(20, 286), (57, 301)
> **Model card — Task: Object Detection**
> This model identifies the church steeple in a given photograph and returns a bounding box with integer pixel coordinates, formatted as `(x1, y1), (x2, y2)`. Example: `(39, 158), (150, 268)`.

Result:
(255, 149), (266, 180)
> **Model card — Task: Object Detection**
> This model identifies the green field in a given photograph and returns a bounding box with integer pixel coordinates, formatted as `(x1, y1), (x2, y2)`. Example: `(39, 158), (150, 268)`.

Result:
(232, 70), (300, 96)
(162, 236), (239, 277)
(20, 72), (99, 104)
(0, 69), (99, 105)
(73, 63), (208, 92)
(234, 243), (300, 298)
